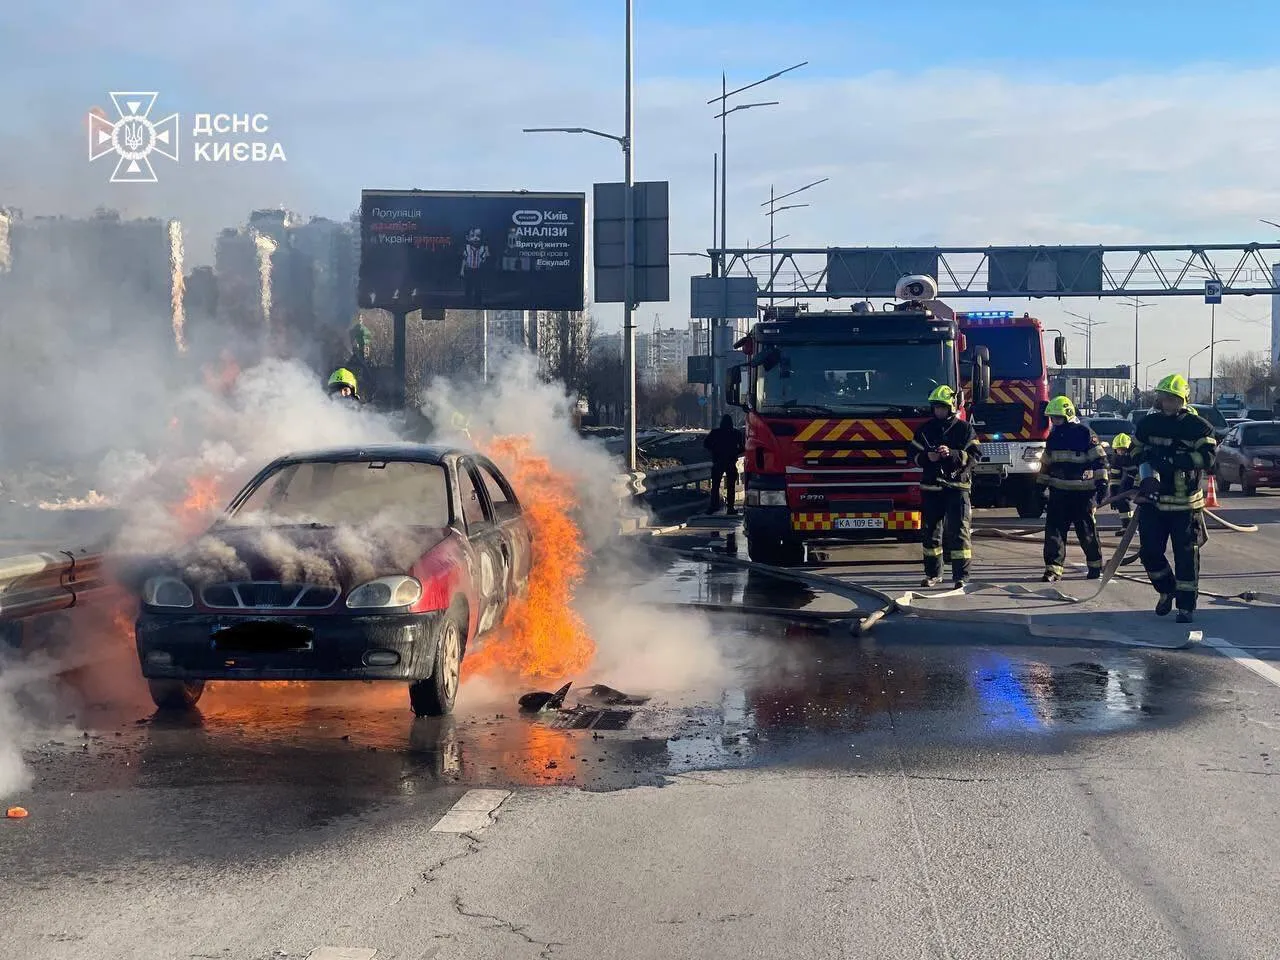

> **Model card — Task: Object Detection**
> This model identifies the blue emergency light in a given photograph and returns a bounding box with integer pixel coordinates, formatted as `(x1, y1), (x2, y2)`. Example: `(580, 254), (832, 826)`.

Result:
(963, 311), (1016, 323)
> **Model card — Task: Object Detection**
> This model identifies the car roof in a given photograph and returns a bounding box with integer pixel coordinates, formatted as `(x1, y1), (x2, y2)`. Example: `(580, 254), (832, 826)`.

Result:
(274, 442), (480, 466)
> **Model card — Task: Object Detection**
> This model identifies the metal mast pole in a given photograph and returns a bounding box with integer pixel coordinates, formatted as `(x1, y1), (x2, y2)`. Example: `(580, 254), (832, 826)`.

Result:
(713, 72), (728, 422)
(622, 0), (636, 470)
(769, 184), (775, 309)
(1208, 303), (1216, 402)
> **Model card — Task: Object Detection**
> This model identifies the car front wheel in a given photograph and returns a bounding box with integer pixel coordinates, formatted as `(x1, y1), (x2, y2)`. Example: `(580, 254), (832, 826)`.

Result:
(409, 604), (465, 718)
(148, 679), (205, 711)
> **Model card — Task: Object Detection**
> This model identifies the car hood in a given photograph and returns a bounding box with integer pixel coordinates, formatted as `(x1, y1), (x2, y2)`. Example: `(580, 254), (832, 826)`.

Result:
(169, 522), (453, 590)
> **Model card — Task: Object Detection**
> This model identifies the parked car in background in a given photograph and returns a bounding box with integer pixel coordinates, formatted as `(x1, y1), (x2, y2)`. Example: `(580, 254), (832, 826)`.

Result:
(1245, 408), (1274, 422)
(1086, 416), (1134, 454)
(1214, 421), (1280, 496)
(1190, 404), (1230, 443)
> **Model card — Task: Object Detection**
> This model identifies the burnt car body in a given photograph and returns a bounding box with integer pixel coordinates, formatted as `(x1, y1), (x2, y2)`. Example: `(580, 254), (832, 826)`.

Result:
(135, 444), (533, 716)
(1215, 421), (1280, 495)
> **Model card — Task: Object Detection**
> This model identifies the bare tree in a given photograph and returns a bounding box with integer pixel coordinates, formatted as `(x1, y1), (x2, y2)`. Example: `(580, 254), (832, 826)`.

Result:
(1215, 352), (1271, 399)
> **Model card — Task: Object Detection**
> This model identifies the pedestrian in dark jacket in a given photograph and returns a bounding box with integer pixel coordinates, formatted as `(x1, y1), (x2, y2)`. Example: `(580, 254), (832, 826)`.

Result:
(704, 414), (745, 514)
(1038, 395), (1108, 582)
(909, 385), (982, 587)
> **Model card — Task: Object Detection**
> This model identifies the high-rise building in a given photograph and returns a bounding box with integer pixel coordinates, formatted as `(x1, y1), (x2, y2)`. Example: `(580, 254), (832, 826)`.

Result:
(0, 207), (183, 353)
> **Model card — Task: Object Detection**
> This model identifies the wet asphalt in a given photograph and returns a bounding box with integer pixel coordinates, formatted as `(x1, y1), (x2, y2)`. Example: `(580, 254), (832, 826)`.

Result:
(4, 495), (1280, 959)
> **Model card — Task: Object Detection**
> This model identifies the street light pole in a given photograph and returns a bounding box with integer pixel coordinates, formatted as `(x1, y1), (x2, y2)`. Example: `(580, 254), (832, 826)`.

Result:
(1209, 302), (1216, 402)
(707, 60), (806, 421)
(1119, 298), (1156, 400)
(1144, 358), (1167, 392)
(762, 177), (827, 308)
(520, 1), (638, 468)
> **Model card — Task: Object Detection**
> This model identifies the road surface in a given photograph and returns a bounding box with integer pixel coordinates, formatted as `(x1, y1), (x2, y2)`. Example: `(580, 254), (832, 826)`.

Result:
(3, 493), (1280, 959)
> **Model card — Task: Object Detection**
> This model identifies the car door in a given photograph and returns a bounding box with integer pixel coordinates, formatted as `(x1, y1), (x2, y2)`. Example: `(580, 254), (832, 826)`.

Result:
(1217, 428), (1240, 475)
(455, 458), (507, 636)
(475, 457), (533, 597)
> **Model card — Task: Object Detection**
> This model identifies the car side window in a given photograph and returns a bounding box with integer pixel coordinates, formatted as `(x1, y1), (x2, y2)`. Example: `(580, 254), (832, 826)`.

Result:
(480, 464), (521, 522)
(458, 463), (491, 531)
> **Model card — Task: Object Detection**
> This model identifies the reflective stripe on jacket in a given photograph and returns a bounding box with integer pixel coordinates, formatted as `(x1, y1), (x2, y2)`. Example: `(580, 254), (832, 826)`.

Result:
(1131, 409), (1217, 512)
(910, 416), (982, 492)
(1038, 420), (1108, 493)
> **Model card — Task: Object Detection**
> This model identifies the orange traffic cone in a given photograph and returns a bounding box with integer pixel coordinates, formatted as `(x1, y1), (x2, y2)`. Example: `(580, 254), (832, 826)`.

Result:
(1205, 473), (1220, 508)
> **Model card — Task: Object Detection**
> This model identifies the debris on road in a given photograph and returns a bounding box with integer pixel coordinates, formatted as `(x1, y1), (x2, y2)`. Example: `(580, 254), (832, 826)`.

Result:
(6, 806), (29, 819)
(578, 684), (650, 706)
(519, 681), (572, 713)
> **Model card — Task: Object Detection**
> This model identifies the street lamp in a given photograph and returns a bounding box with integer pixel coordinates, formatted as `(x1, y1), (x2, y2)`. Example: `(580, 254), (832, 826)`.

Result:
(1188, 339), (1239, 393)
(1065, 310), (1107, 410)
(1118, 297), (1156, 399)
(1143, 357), (1167, 392)
(762, 177), (827, 306)
(706, 61), (806, 419)
(522, 0), (636, 469)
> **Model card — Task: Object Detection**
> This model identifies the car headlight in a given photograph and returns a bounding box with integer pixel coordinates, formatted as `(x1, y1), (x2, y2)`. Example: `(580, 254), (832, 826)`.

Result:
(346, 576), (422, 610)
(142, 576), (194, 609)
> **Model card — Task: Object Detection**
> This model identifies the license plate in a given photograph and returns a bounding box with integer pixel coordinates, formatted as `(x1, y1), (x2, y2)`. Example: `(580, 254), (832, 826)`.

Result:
(834, 517), (885, 530)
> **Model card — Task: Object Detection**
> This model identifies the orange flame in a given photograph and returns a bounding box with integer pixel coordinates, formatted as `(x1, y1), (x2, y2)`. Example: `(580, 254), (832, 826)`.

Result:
(169, 473), (227, 538)
(462, 435), (594, 685)
(202, 350), (241, 395)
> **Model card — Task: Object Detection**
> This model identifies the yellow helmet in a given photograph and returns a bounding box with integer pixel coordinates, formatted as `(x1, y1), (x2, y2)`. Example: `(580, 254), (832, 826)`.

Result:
(1111, 432), (1132, 450)
(327, 367), (358, 393)
(927, 385), (958, 411)
(1045, 395), (1076, 419)
(1154, 373), (1190, 401)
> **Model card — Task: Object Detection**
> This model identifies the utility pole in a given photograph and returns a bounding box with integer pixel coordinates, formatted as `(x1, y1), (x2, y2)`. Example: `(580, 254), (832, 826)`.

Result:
(621, 0), (635, 469)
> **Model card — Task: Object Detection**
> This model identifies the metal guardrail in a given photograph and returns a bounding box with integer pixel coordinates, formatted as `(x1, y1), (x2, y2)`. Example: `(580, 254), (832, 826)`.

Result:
(0, 550), (110, 623)
(613, 462), (715, 500)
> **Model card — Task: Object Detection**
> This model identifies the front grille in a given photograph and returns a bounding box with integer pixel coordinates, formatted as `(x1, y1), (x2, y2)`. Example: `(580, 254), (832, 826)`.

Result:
(200, 581), (340, 610)
(971, 403), (1028, 435)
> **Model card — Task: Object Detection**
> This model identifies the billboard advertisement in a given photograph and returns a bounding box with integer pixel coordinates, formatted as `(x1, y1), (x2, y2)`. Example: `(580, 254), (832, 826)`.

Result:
(359, 190), (586, 312)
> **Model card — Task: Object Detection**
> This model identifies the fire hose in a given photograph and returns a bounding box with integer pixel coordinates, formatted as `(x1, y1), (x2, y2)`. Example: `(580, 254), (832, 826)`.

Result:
(638, 485), (1277, 650)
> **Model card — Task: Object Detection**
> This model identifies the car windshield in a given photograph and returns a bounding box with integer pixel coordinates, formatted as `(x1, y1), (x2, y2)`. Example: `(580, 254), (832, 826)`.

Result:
(228, 459), (452, 527)
(1243, 424), (1280, 446)
(755, 341), (954, 414)
(963, 326), (1043, 379)
(1089, 419), (1132, 439)
(1193, 405), (1229, 429)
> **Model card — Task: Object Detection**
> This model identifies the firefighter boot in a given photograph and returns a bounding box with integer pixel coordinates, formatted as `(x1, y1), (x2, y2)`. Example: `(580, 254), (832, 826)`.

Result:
(1155, 593), (1175, 617)
(1086, 567), (1102, 581)
(920, 576), (942, 588)
(1176, 610), (1194, 624)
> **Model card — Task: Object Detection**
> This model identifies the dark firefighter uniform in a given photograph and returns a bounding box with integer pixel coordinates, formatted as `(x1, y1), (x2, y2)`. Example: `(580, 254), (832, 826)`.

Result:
(1108, 433), (1138, 530)
(1131, 374), (1216, 621)
(910, 386), (982, 587)
(1038, 396), (1108, 581)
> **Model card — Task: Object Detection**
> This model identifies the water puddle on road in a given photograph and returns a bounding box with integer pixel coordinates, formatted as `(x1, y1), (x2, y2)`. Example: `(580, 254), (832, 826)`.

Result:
(23, 617), (1201, 797)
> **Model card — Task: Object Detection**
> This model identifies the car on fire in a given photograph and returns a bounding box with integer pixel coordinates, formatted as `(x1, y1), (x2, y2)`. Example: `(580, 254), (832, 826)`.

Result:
(134, 444), (533, 717)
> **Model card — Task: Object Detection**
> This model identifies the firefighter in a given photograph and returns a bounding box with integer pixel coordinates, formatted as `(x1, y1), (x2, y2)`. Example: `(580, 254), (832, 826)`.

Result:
(326, 367), (361, 404)
(910, 385), (981, 588)
(1130, 373), (1216, 623)
(1039, 395), (1108, 582)
(1108, 432), (1137, 531)
(703, 414), (746, 514)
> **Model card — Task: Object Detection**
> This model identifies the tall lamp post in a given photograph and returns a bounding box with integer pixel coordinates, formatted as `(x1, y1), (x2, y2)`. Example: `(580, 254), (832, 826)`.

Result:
(1065, 310), (1106, 410)
(1119, 297), (1156, 400)
(1188, 339), (1239, 399)
(523, 0), (636, 468)
(1144, 357), (1167, 392)
(706, 61), (806, 420)
(762, 177), (827, 306)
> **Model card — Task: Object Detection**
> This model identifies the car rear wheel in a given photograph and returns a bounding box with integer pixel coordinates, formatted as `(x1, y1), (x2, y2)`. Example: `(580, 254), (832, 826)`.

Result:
(409, 604), (465, 718)
(147, 679), (205, 711)
(1215, 467), (1232, 494)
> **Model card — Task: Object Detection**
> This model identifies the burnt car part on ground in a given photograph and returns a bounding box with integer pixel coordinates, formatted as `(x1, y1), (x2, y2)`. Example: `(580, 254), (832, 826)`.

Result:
(133, 444), (533, 717)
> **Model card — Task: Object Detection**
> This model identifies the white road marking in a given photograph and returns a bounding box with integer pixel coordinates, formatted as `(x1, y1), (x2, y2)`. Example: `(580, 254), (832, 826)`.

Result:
(1201, 635), (1280, 690)
(306, 949), (376, 960)
(430, 788), (511, 834)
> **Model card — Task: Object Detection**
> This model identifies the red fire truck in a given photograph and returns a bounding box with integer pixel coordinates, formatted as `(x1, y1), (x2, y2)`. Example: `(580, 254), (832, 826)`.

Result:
(953, 310), (1067, 519)
(727, 277), (990, 565)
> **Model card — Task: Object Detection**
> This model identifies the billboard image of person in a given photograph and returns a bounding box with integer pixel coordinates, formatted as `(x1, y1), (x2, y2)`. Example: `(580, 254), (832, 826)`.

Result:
(358, 190), (586, 312)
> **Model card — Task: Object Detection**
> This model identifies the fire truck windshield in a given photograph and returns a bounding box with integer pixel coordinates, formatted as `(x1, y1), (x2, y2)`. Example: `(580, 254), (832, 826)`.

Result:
(755, 341), (955, 415)
(964, 326), (1043, 379)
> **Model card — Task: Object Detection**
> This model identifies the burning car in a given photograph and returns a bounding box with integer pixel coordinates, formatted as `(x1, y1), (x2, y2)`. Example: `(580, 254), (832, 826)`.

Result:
(134, 444), (533, 716)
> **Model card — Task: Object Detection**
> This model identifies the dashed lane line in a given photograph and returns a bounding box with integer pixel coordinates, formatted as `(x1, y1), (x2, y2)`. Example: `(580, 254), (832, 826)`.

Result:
(430, 789), (511, 834)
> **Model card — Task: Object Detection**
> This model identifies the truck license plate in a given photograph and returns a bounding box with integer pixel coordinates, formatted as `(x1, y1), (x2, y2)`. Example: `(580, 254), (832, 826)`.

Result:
(834, 517), (885, 530)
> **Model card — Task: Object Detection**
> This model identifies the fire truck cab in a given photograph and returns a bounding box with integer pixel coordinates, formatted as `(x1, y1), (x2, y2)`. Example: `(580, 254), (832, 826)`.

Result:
(726, 276), (990, 565)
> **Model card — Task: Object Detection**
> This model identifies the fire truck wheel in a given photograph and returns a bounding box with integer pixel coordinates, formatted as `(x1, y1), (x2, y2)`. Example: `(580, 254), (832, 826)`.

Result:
(1015, 485), (1046, 520)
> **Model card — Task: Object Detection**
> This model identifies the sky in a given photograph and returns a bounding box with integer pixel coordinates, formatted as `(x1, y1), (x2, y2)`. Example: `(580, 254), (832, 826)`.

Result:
(2, 0), (1279, 380)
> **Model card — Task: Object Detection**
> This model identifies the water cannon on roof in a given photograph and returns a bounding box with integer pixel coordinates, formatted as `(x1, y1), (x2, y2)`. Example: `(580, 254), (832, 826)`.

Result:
(895, 274), (938, 303)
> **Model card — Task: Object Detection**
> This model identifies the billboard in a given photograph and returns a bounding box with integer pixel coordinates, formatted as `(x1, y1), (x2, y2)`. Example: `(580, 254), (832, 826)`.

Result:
(359, 190), (586, 312)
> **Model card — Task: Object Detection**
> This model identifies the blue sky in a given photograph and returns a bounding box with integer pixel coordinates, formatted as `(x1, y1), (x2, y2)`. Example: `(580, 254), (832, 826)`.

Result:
(1, 0), (1278, 371)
